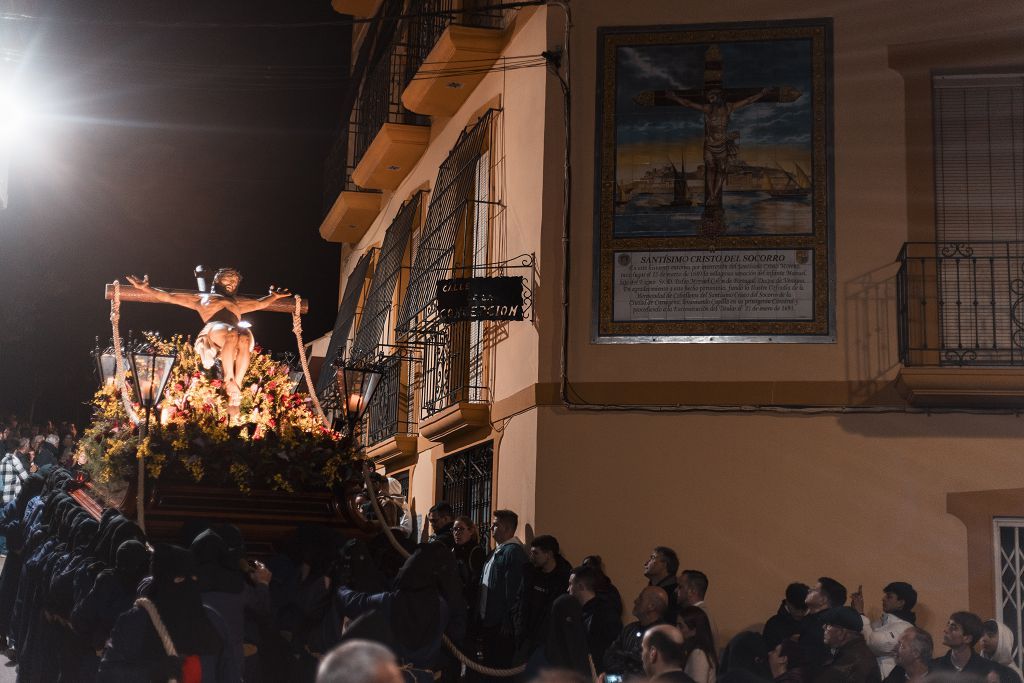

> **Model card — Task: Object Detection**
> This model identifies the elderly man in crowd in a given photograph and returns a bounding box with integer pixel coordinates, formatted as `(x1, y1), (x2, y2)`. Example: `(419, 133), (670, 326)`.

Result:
(603, 585), (669, 678)
(882, 628), (933, 683)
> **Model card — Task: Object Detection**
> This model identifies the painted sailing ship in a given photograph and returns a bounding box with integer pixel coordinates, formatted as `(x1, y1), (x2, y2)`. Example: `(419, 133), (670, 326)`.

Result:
(768, 162), (811, 199)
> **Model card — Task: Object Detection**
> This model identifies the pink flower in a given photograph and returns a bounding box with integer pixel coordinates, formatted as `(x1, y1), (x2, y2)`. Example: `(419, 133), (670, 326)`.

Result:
(211, 379), (222, 388)
(266, 381), (277, 391)
(174, 382), (184, 391)
(253, 344), (263, 354)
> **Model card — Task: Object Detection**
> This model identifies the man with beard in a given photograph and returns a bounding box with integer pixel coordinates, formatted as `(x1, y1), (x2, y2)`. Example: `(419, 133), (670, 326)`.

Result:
(98, 543), (236, 682)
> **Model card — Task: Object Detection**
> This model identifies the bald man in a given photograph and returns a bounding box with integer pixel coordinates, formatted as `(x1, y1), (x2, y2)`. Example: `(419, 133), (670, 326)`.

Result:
(604, 586), (671, 677)
(642, 624), (697, 683)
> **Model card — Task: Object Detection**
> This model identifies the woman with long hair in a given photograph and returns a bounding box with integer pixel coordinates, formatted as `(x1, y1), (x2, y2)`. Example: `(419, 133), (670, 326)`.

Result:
(677, 605), (717, 683)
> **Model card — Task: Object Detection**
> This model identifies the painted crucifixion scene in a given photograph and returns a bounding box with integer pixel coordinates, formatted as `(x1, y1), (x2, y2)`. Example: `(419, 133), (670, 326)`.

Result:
(612, 38), (817, 237)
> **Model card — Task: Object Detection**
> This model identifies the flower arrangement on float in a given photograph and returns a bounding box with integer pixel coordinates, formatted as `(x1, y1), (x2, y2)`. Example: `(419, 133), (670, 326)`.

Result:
(77, 335), (350, 495)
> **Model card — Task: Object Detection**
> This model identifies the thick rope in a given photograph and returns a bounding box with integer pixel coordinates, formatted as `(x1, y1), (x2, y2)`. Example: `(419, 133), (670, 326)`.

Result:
(135, 597), (180, 683)
(109, 281), (141, 425)
(361, 465), (526, 677)
(291, 295), (330, 428)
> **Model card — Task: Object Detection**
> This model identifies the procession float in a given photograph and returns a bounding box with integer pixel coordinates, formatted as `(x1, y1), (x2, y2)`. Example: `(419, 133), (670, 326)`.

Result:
(74, 267), (387, 551)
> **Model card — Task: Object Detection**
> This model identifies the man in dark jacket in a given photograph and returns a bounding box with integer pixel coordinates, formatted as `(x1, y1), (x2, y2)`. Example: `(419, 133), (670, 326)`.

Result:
(603, 585), (669, 677)
(644, 546), (680, 621)
(427, 502), (455, 548)
(521, 534), (572, 650)
(814, 606), (881, 683)
(932, 611), (997, 680)
(569, 564), (622, 673)
(798, 576), (848, 676)
(642, 624), (698, 683)
(764, 582), (809, 650)
(882, 627), (933, 683)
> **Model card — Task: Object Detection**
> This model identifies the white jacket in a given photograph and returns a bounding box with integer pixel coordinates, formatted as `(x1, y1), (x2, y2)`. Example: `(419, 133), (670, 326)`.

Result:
(860, 612), (913, 678)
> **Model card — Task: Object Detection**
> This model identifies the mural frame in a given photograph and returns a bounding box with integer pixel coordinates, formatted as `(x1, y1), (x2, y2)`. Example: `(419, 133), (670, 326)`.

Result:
(593, 19), (835, 343)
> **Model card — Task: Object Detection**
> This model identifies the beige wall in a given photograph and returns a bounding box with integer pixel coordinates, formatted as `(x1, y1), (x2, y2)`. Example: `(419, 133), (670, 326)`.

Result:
(535, 408), (1024, 641)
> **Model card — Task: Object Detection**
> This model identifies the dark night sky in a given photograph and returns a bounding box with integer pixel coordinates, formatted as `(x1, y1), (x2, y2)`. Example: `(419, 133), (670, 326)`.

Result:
(0, 0), (351, 424)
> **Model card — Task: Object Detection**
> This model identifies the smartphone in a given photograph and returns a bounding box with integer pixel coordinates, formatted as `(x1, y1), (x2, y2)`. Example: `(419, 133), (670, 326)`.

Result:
(606, 675), (624, 683)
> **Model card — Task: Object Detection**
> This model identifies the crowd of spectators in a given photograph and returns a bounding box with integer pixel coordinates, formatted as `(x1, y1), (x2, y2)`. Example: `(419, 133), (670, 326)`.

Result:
(0, 457), (1019, 683)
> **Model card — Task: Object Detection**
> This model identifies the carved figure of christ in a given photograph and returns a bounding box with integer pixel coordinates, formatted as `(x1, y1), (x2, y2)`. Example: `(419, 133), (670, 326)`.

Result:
(113, 269), (301, 412)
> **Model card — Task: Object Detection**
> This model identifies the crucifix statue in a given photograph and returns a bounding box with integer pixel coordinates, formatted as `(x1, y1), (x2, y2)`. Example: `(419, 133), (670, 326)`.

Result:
(634, 44), (801, 236)
(106, 267), (307, 414)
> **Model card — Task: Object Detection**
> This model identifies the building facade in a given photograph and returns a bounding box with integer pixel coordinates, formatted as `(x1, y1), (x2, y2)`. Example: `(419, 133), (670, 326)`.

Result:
(316, 0), (1024, 664)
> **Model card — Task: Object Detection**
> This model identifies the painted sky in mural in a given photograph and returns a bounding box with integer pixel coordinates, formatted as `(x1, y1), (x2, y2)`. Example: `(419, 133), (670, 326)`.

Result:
(613, 39), (815, 237)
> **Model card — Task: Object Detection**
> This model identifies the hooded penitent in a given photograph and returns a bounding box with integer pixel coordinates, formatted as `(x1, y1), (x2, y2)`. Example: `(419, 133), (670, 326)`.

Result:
(391, 542), (448, 654)
(191, 529), (244, 594)
(145, 543), (222, 656)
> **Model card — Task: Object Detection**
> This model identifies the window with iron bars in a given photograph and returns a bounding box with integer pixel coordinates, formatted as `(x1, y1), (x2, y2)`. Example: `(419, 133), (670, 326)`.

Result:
(995, 518), (1024, 673)
(420, 147), (492, 416)
(439, 441), (493, 548)
(396, 110), (496, 418)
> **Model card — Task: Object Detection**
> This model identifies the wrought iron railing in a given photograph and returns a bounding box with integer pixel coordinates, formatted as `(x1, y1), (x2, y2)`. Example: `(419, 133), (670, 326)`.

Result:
(897, 241), (1024, 366)
(323, 102), (380, 212)
(440, 440), (493, 547)
(403, 0), (510, 90)
(420, 320), (487, 418)
(363, 355), (417, 448)
(351, 43), (429, 168)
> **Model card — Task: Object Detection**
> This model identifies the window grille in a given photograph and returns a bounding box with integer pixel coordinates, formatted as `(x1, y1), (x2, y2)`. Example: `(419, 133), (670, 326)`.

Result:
(351, 193), (423, 363)
(994, 518), (1024, 673)
(932, 73), (1024, 364)
(440, 441), (493, 547)
(363, 354), (417, 447)
(397, 109), (495, 335)
(419, 140), (493, 417)
(316, 251), (376, 400)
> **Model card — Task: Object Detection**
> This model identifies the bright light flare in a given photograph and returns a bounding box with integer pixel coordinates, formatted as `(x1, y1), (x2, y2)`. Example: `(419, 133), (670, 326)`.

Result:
(0, 86), (38, 142)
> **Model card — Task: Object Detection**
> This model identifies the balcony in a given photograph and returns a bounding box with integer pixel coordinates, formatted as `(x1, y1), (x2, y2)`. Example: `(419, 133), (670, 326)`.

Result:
(402, 1), (512, 116)
(320, 108), (383, 244)
(418, 321), (490, 442)
(363, 356), (419, 463)
(896, 241), (1024, 406)
(350, 46), (430, 191)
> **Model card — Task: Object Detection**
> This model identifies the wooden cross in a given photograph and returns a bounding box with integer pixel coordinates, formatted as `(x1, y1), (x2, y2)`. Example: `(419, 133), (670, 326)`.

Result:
(104, 282), (308, 314)
(104, 269), (308, 414)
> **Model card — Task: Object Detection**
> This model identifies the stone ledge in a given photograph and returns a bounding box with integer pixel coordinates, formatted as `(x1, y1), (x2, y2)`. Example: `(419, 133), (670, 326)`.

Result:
(897, 366), (1024, 407)
(419, 401), (490, 443)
